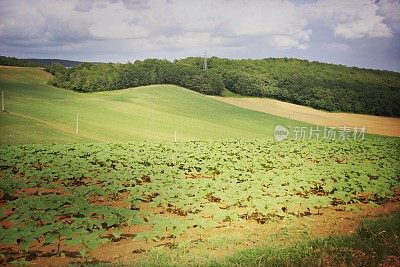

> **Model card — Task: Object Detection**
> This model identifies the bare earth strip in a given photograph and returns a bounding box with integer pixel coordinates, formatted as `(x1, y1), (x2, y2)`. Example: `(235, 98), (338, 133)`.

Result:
(210, 96), (400, 137)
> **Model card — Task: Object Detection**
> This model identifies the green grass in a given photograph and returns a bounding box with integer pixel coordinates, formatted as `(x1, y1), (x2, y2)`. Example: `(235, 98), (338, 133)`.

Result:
(218, 212), (400, 267)
(0, 67), (308, 145)
(134, 212), (400, 267)
(220, 89), (244, 97)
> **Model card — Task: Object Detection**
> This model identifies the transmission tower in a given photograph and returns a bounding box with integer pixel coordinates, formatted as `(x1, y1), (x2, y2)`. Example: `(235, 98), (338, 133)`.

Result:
(203, 49), (207, 71)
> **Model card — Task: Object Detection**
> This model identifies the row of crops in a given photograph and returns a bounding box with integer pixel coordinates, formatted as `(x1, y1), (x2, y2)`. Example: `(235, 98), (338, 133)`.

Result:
(0, 138), (399, 260)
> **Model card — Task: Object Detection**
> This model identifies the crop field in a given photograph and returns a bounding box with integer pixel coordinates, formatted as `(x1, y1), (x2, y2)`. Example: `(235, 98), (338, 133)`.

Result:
(0, 67), (400, 266)
(0, 138), (399, 265)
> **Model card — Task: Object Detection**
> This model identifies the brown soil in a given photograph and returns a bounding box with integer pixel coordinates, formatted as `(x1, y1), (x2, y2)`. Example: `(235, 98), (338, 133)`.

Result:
(210, 96), (400, 137)
(1, 197), (398, 266)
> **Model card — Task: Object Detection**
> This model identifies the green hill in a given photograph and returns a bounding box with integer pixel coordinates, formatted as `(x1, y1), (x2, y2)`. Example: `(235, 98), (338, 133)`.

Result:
(43, 57), (400, 117)
(0, 67), (307, 145)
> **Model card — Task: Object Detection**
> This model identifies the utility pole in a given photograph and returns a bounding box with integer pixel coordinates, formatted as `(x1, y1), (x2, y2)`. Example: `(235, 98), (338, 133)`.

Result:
(203, 50), (207, 71)
(174, 130), (177, 143)
(76, 114), (79, 134)
(1, 91), (4, 112)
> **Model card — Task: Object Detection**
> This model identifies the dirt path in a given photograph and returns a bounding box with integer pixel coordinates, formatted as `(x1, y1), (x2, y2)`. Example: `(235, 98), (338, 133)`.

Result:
(210, 97), (400, 137)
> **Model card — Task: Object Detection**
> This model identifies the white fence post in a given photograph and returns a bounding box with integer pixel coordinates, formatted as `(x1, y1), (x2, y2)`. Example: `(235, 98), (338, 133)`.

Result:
(1, 91), (4, 112)
(76, 114), (79, 134)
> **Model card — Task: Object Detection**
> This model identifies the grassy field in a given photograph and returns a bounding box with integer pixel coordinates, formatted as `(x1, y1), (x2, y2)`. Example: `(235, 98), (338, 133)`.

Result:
(0, 67), (307, 145)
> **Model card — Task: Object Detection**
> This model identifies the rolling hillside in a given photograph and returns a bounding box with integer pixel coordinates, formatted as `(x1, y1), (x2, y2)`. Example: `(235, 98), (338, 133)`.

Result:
(211, 96), (400, 137)
(179, 57), (400, 117)
(3, 55), (400, 117)
(41, 57), (400, 117)
(0, 67), (305, 145)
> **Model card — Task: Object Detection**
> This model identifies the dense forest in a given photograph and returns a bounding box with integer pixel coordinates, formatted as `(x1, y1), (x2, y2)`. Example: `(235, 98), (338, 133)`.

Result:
(46, 60), (225, 95)
(178, 57), (400, 117)
(2, 55), (400, 117)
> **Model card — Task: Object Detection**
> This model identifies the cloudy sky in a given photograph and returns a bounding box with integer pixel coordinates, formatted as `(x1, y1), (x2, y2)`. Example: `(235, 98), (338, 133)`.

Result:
(0, 0), (399, 71)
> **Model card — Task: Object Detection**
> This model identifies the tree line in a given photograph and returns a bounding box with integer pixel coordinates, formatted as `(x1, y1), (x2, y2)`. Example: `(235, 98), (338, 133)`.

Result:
(2, 54), (399, 117)
(178, 57), (400, 117)
(0, 55), (86, 68)
(46, 59), (225, 95)
(0, 56), (44, 67)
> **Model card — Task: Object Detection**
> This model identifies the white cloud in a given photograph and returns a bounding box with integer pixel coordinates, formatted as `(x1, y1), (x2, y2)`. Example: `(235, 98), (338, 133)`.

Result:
(87, 2), (148, 39)
(142, 0), (311, 50)
(0, 0), (398, 67)
(271, 30), (312, 50)
(377, 0), (400, 32)
(0, 0), (314, 52)
(302, 0), (392, 39)
(156, 32), (223, 49)
(333, 3), (392, 38)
